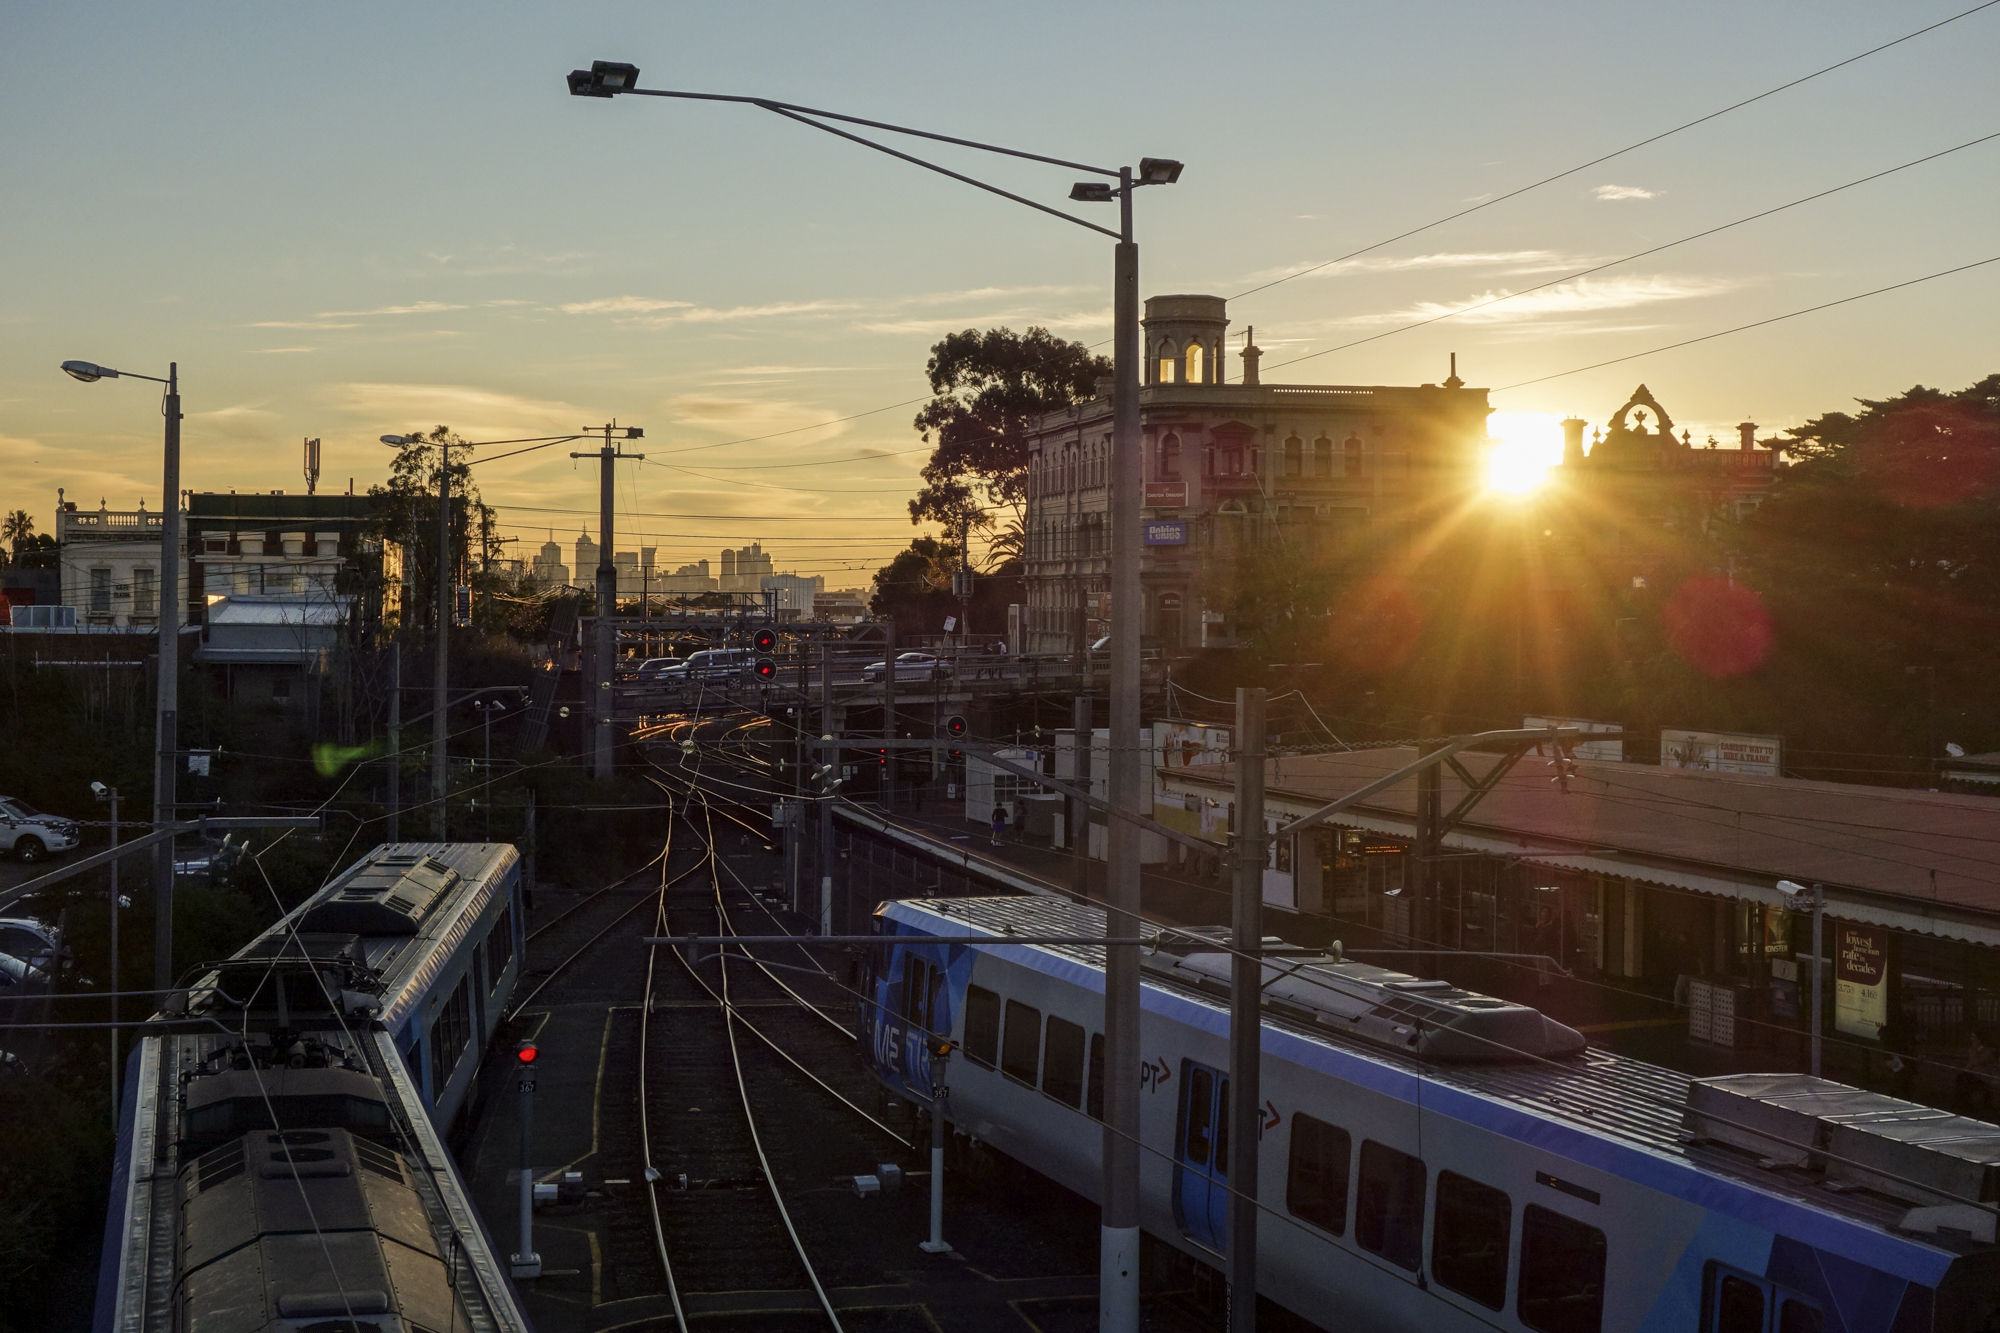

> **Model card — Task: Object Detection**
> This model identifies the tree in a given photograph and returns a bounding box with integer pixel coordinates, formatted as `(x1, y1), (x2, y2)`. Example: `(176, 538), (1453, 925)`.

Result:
(2, 510), (31, 564)
(364, 427), (503, 635)
(867, 535), (1024, 642)
(910, 326), (1110, 539)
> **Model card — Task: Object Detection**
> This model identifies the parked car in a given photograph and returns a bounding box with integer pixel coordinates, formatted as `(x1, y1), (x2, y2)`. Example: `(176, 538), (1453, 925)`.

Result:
(861, 652), (953, 683)
(0, 797), (79, 864)
(683, 648), (757, 681)
(632, 656), (686, 684)
(0, 917), (66, 986)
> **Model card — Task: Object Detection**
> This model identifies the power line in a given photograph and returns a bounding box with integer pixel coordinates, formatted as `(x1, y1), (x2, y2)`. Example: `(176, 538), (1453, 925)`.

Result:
(1493, 253), (2000, 391)
(1228, 0), (2000, 304)
(1264, 128), (2000, 374)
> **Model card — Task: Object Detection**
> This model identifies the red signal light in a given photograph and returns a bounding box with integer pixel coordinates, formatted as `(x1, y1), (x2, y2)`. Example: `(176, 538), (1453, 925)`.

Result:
(515, 1041), (539, 1064)
(753, 657), (776, 680)
(753, 628), (777, 653)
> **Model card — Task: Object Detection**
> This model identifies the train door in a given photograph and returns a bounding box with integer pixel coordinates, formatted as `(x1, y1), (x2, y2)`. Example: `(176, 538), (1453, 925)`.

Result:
(1172, 1058), (1230, 1251)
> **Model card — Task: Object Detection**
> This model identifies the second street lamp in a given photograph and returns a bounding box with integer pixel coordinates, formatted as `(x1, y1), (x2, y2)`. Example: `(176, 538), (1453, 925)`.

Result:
(563, 63), (1179, 1331)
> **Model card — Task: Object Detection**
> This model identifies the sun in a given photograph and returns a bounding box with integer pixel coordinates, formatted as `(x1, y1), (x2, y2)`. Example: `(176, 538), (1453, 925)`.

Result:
(1484, 412), (1564, 495)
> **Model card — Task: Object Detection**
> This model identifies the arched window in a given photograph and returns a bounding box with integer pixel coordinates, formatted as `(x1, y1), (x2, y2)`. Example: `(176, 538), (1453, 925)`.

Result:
(1186, 341), (1205, 384)
(1160, 433), (1182, 480)
(1222, 440), (1244, 475)
(1157, 340), (1179, 384)
(1344, 434), (1363, 478)
(1284, 433), (1303, 477)
(1314, 435), (1333, 476)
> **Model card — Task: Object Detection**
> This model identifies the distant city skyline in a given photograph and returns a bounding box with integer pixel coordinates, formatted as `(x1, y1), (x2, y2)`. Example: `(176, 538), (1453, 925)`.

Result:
(4, 3), (1994, 577)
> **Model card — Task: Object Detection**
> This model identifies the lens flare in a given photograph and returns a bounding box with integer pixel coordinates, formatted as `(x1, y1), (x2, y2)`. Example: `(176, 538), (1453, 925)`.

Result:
(1485, 412), (1564, 495)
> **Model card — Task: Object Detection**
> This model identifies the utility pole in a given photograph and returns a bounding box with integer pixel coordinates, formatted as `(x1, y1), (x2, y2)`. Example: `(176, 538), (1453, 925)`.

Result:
(386, 639), (400, 843)
(571, 423), (644, 781)
(1228, 688), (1267, 1333)
(819, 637), (835, 935)
(155, 364), (181, 996)
(882, 621), (898, 812)
(1072, 596), (1092, 897)
(1101, 170), (1143, 1330)
(953, 518), (973, 652)
(1412, 719), (1442, 950)
(432, 439), (455, 840)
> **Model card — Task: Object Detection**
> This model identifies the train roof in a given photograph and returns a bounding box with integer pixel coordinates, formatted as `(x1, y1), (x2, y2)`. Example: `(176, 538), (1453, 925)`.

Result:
(880, 895), (1994, 1284)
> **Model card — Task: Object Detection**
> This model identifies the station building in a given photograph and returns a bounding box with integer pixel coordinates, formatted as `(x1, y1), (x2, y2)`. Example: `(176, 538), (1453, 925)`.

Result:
(1018, 293), (1490, 654)
(1157, 746), (2000, 1091)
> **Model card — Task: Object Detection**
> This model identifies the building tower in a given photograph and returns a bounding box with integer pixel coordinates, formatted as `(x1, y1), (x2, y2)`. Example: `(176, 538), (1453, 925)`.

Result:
(1142, 294), (1230, 386)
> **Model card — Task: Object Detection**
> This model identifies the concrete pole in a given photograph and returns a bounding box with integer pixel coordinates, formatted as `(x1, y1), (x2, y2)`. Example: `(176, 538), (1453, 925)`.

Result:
(594, 431), (617, 780)
(1412, 720), (1442, 948)
(512, 1061), (540, 1277)
(523, 788), (537, 912)
(1811, 886), (1825, 1078)
(819, 637), (835, 936)
(1073, 692), (1092, 898)
(882, 621), (898, 812)
(920, 1048), (953, 1254)
(1100, 171), (1143, 1333)
(154, 364), (181, 995)
(1228, 688), (1266, 1332)
(433, 446), (452, 840)
(386, 639), (400, 843)
(108, 787), (120, 1125)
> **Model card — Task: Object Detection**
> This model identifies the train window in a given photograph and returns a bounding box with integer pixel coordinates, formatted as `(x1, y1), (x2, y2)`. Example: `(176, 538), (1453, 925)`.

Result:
(1285, 1114), (1351, 1235)
(1518, 1204), (1606, 1333)
(963, 986), (1000, 1068)
(1715, 1275), (1764, 1333)
(1002, 999), (1041, 1084)
(1433, 1170), (1510, 1310)
(1778, 1299), (1825, 1333)
(1042, 1016), (1086, 1108)
(428, 975), (473, 1099)
(902, 958), (935, 1034)
(1356, 1140), (1426, 1271)
(1183, 1066), (1215, 1166)
(485, 903), (513, 993)
(1087, 1034), (1105, 1120)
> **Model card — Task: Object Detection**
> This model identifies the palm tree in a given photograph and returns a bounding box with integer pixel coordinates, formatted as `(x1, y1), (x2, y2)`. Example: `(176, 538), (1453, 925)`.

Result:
(1, 510), (32, 564)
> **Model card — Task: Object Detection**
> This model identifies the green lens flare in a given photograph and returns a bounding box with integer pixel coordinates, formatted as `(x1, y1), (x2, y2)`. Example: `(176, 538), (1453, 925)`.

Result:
(313, 740), (380, 778)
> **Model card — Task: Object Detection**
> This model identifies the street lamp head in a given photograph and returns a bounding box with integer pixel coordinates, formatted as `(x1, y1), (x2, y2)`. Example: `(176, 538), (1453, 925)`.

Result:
(61, 360), (118, 383)
(380, 435), (415, 446)
(1137, 157), (1184, 186)
(568, 60), (640, 98)
(1068, 182), (1115, 203)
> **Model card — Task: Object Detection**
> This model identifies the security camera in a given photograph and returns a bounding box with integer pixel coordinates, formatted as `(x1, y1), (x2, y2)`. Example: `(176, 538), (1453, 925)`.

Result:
(91, 781), (108, 799)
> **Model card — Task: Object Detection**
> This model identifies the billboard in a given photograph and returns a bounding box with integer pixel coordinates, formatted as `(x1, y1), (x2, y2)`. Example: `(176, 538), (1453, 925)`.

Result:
(1523, 715), (1624, 762)
(1660, 728), (1784, 777)
(1144, 520), (1187, 546)
(1145, 481), (1189, 507)
(1834, 922), (1889, 1039)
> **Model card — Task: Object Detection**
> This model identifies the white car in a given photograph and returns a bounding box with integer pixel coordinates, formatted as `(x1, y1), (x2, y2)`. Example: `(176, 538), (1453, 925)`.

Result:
(0, 917), (66, 986)
(861, 652), (953, 683)
(0, 797), (79, 864)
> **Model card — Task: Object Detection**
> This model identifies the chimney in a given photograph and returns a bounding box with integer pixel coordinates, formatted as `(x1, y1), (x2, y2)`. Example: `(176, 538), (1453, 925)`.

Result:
(1561, 417), (1588, 468)
(1240, 327), (1261, 387)
(1737, 421), (1757, 450)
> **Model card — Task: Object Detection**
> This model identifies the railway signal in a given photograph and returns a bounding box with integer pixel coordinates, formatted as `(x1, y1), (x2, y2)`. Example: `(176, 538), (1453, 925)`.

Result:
(753, 627), (778, 653)
(512, 1037), (540, 1277)
(753, 658), (777, 681)
(945, 715), (968, 740)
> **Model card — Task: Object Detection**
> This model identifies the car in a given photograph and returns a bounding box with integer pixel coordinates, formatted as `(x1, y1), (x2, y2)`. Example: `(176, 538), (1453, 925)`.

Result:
(861, 652), (953, 683)
(682, 648), (756, 681)
(0, 917), (66, 986)
(0, 797), (79, 864)
(632, 656), (685, 684)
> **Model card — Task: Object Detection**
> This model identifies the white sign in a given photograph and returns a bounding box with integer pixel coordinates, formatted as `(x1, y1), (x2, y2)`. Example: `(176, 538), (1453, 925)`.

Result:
(1523, 715), (1623, 762)
(1660, 728), (1784, 777)
(943, 616), (957, 632)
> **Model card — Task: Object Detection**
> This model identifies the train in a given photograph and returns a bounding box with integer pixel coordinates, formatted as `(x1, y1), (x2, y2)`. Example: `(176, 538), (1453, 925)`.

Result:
(863, 893), (2000, 1333)
(94, 841), (532, 1333)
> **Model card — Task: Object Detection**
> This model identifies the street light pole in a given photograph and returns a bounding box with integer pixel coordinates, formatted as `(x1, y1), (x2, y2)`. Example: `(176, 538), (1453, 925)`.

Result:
(435, 440), (454, 839)
(570, 424), (644, 781)
(560, 69), (1178, 1328)
(60, 359), (181, 993)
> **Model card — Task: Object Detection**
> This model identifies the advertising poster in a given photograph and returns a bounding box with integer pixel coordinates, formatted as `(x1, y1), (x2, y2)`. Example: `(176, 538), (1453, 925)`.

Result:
(1144, 520), (1187, 546)
(1660, 728), (1784, 777)
(1523, 715), (1624, 762)
(1834, 922), (1889, 1039)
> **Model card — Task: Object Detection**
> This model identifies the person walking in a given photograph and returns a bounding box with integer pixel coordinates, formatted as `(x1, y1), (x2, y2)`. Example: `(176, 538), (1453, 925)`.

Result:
(990, 803), (1007, 846)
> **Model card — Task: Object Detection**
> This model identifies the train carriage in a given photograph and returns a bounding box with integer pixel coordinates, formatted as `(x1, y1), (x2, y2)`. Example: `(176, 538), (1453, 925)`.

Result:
(863, 894), (2000, 1333)
(95, 842), (531, 1333)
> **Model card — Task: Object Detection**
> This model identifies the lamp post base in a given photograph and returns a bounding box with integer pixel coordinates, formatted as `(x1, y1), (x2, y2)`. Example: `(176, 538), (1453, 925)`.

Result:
(510, 1254), (542, 1278)
(919, 1240), (954, 1254)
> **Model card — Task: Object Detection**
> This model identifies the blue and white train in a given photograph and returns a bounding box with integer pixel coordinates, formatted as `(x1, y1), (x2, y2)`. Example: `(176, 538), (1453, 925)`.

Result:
(864, 894), (2000, 1333)
(95, 842), (531, 1333)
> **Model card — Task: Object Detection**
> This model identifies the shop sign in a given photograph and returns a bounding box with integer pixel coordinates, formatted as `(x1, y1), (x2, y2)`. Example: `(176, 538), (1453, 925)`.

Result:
(1834, 922), (1889, 1039)
(1145, 482), (1188, 507)
(1661, 728), (1784, 777)
(1144, 520), (1187, 546)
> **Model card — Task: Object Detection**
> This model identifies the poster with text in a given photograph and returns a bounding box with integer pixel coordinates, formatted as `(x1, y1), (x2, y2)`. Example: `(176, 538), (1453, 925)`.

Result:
(1834, 922), (1889, 1039)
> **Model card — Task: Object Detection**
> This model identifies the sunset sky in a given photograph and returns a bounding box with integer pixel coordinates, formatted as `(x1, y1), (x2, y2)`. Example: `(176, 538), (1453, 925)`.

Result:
(4, 1), (1995, 583)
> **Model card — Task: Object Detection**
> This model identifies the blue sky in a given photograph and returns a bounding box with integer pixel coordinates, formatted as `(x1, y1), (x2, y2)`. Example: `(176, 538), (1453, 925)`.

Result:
(4, 1), (1995, 584)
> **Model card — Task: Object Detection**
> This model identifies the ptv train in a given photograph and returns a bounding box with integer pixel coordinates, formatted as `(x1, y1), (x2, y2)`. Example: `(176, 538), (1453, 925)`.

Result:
(95, 842), (531, 1333)
(863, 894), (2000, 1333)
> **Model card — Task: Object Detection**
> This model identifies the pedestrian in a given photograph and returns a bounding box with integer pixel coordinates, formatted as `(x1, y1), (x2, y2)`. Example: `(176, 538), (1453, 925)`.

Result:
(991, 803), (1007, 846)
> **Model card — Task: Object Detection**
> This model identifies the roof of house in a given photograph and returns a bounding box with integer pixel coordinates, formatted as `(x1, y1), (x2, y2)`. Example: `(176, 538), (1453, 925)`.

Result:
(204, 594), (351, 627)
(1167, 746), (2000, 923)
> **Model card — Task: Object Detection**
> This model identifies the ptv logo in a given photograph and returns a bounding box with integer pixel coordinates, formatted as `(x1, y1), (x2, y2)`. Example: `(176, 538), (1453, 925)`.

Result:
(1140, 1057), (1172, 1092)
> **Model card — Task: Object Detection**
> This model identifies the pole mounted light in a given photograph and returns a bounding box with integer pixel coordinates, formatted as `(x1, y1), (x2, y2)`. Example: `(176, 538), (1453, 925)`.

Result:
(62, 360), (120, 382)
(558, 64), (1182, 1332)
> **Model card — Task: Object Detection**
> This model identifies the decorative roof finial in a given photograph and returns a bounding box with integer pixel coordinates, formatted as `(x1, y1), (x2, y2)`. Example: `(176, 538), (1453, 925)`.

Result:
(1444, 353), (1464, 390)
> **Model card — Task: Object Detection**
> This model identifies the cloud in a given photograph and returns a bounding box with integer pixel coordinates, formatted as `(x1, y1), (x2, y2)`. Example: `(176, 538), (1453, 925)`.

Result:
(664, 394), (855, 443)
(317, 301), (468, 317)
(856, 305), (1110, 336)
(1593, 184), (1658, 201)
(329, 383), (593, 441)
(1244, 251), (1586, 284)
(249, 347), (316, 354)
(251, 320), (360, 329)
(1353, 273), (1737, 325)
(559, 296), (694, 315)
(190, 404), (283, 441)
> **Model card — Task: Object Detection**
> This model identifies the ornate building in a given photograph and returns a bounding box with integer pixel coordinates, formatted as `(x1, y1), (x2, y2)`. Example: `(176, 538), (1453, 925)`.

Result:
(1020, 294), (1491, 653)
